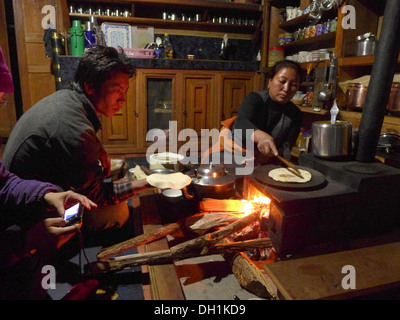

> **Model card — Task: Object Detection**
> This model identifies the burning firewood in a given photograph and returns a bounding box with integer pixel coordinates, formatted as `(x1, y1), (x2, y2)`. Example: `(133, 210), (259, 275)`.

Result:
(188, 211), (242, 231)
(89, 208), (271, 274)
(199, 198), (255, 212)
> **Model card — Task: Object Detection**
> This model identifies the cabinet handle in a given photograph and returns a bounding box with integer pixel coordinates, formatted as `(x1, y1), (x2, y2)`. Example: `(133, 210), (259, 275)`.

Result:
(134, 112), (139, 117)
(183, 110), (187, 117)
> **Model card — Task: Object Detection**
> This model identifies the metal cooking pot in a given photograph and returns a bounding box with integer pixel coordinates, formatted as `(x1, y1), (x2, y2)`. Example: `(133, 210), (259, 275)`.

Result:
(182, 163), (236, 200)
(312, 120), (353, 160)
(346, 83), (368, 110)
(377, 133), (400, 154)
(387, 82), (400, 115)
(355, 32), (376, 56)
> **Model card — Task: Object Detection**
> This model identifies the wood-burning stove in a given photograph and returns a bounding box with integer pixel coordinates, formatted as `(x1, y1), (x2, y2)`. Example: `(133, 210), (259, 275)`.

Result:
(243, 153), (400, 257)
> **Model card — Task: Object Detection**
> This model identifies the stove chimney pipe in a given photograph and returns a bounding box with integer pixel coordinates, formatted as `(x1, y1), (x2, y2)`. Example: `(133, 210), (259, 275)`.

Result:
(355, 0), (400, 162)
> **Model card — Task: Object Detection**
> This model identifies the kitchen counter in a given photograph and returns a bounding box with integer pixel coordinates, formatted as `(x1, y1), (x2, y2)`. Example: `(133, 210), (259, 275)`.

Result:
(59, 56), (260, 89)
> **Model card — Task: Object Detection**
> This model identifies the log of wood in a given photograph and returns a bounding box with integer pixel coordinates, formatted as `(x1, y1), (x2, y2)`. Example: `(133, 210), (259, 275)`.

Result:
(89, 209), (263, 273)
(89, 237), (273, 274)
(231, 253), (276, 300)
(188, 212), (242, 231)
(97, 221), (183, 260)
(171, 208), (262, 256)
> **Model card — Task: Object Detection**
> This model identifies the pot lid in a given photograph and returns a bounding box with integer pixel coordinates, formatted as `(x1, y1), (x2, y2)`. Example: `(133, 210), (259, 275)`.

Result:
(192, 163), (236, 186)
(356, 32), (375, 41)
(197, 163), (228, 178)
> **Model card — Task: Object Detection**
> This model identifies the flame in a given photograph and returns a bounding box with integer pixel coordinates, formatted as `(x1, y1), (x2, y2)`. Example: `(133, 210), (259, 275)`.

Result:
(241, 195), (271, 218)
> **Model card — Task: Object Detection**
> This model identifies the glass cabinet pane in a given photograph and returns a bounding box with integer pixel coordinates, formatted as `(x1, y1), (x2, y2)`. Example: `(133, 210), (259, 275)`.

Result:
(147, 78), (173, 132)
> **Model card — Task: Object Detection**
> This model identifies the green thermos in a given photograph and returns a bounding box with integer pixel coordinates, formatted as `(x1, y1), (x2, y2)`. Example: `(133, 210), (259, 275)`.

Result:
(68, 20), (85, 56)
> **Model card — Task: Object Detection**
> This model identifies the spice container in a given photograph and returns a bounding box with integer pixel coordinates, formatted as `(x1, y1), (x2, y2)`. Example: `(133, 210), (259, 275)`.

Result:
(284, 33), (294, 43)
(309, 25), (317, 37)
(278, 33), (286, 45)
(268, 47), (284, 67)
(316, 23), (324, 36)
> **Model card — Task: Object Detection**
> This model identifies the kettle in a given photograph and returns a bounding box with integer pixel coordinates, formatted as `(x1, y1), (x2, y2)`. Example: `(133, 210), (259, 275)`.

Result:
(182, 163), (236, 200)
(355, 32), (376, 56)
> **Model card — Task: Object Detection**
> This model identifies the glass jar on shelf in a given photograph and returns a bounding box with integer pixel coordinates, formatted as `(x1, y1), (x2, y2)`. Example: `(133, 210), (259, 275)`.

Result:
(268, 47), (284, 67)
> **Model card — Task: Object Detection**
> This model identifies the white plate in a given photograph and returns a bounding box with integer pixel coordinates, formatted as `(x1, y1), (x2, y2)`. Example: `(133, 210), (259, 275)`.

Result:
(101, 22), (132, 48)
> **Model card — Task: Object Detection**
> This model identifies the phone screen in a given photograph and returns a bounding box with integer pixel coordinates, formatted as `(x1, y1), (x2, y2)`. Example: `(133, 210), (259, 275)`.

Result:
(63, 203), (81, 221)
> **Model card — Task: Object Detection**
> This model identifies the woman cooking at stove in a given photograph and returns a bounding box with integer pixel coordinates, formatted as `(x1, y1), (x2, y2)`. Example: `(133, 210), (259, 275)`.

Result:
(231, 60), (303, 165)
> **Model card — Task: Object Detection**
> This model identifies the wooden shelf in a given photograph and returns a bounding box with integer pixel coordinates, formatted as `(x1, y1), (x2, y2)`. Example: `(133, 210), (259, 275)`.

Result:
(69, 0), (262, 12)
(282, 32), (336, 48)
(299, 106), (329, 115)
(278, 7), (337, 32)
(267, 0), (300, 9)
(338, 54), (400, 67)
(69, 13), (258, 33)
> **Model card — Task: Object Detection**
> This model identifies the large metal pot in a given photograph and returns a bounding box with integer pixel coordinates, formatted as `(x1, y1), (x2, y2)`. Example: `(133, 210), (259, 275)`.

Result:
(312, 120), (353, 160)
(346, 82), (400, 112)
(182, 163), (236, 200)
(387, 82), (400, 115)
(346, 83), (368, 110)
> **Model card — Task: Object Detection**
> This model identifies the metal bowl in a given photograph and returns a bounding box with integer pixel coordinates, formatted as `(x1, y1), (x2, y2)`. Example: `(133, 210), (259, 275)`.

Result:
(377, 133), (400, 153)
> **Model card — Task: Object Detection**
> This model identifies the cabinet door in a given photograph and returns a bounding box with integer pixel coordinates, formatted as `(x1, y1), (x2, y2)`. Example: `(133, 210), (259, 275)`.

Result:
(220, 74), (255, 121)
(135, 70), (182, 152)
(100, 77), (138, 154)
(183, 75), (215, 153)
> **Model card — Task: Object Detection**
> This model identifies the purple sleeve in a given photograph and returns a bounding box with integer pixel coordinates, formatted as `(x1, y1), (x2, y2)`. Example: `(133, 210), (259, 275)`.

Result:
(0, 161), (59, 221)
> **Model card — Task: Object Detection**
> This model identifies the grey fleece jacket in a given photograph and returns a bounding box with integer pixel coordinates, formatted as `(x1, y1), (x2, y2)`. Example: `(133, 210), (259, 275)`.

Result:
(2, 89), (115, 205)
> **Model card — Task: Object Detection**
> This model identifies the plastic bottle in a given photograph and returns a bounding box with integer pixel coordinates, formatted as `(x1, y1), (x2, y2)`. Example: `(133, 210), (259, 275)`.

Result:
(162, 34), (174, 59)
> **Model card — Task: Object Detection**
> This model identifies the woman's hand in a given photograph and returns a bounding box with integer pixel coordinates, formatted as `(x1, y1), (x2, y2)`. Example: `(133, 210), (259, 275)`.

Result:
(253, 130), (279, 157)
(44, 190), (97, 218)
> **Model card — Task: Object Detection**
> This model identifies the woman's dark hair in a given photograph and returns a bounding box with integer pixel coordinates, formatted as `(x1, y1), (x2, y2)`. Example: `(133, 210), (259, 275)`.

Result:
(268, 60), (303, 81)
(70, 46), (135, 92)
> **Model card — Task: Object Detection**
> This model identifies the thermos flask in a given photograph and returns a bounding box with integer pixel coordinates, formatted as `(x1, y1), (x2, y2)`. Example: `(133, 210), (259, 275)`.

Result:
(68, 20), (84, 56)
(84, 21), (96, 49)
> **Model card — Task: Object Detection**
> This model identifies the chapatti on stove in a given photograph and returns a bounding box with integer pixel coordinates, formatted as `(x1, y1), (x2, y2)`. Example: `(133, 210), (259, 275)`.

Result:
(268, 167), (312, 183)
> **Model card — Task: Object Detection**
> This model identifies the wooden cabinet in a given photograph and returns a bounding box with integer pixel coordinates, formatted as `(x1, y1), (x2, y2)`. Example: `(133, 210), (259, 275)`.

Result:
(184, 74), (215, 133)
(219, 73), (255, 121)
(101, 69), (257, 156)
(12, 0), (69, 112)
(99, 77), (139, 154)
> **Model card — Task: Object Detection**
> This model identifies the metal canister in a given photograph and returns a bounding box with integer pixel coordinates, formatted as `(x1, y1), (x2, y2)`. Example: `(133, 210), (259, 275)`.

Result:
(355, 33), (376, 56)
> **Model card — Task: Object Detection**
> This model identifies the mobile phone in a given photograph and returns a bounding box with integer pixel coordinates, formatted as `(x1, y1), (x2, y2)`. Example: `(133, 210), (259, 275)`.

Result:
(63, 202), (84, 226)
